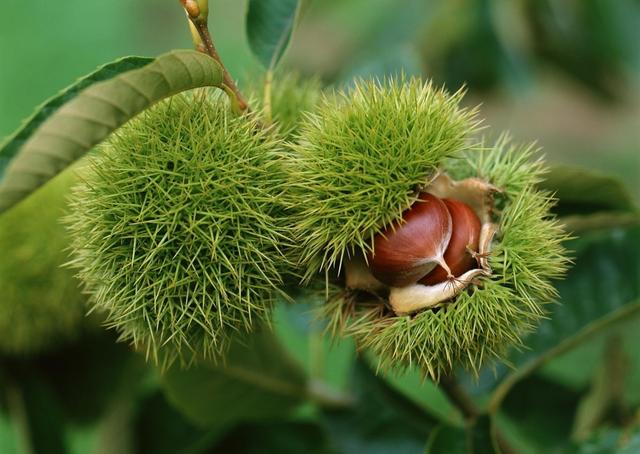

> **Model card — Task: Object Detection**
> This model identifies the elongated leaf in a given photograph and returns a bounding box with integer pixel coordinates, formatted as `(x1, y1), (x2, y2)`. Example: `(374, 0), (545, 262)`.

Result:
(2, 375), (67, 454)
(372, 361), (463, 426)
(161, 328), (307, 429)
(0, 56), (153, 180)
(0, 50), (223, 213)
(321, 360), (437, 454)
(489, 226), (640, 410)
(246, 0), (302, 69)
(540, 316), (640, 406)
(539, 166), (639, 232)
(273, 296), (355, 393)
(540, 165), (638, 216)
(425, 426), (467, 454)
(496, 375), (582, 453)
(572, 428), (640, 453)
(213, 421), (332, 454)
(425, 417), (497, 454)
(571, 336), (627, 442)
(134, 392), (218, 454)
(0, 411), (19, 454)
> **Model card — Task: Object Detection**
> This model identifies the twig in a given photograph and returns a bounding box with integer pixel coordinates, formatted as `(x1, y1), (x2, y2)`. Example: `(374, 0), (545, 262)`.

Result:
(263, 69), (274, 123)
(180, 0), (250, 112)
(5, 380), (33, 454)
(439, 374), (479, 422)
(307, 379), (355, 409)
(439, 374), (519, 454)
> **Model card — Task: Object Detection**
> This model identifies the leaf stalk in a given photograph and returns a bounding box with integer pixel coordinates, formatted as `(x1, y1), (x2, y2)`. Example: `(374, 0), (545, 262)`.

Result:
(180, 0), (250, 112)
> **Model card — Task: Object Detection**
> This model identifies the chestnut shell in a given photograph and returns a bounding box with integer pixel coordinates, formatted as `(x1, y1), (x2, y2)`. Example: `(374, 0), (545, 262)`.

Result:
(420, 198), (481, 285)
(368, 193), (452, 287)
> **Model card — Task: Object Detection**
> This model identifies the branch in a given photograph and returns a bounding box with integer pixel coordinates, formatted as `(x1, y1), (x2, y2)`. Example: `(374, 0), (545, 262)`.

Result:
(180, 0), (250, 113)
(439, 374), (519, 454)
(307, 379), (355, 409)
(439, 374), (479, 422)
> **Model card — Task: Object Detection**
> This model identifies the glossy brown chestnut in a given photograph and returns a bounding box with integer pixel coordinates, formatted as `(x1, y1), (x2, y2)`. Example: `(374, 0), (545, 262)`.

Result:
(420, 198), (481, 285)
(368, 193), (452, 287)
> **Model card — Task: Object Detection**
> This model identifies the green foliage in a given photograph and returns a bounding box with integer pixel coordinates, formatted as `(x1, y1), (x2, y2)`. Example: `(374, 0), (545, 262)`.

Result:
(213, 420), (332, 454)
(267, 73), (323, 136)
(65, 92), (293, 368)
(161, 327), (307, 429)
(488, 225), (640, 408)
(34, 330), (142, 424)
(497, 375), (582, 452)
(572, 428), (640, 454)
(288, 77), (479, 280)
(541, 318), (640, 410)
(0, 50), (224, 214)
(323, 138), (569, 380)
(426, 416), (496, 454)
(247, 72), (323, 138)
(272, 295), (355, 393)
(0, 328), (150, 454)
(537, 165), (640, 232)
(246, 0), (302, 70)
(0, 169), (86, 355)
(9, 375), (68, 454)
(0, 56), (152, 182)
(321, 360), (437, 454)
(134, 391), (216, 454)
(540, 165), (638, 216)
(416, 0), (640, 98)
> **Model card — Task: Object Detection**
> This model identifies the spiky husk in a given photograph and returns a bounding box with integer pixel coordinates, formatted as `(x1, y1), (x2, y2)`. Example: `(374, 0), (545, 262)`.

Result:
(0, 170), (86, 355)
(246, 72), (322, 138)
(65, 91), (292, 368)
(322, 137), (570, 380)
(267, 72), (322, 137)
(287, 77), (480, 281)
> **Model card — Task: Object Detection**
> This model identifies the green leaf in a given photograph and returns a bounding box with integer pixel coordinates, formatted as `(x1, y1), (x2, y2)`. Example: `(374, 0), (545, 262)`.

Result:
(425, 425), (468, 454)
(371, 362), (463, 427)
(321, 360), (437, 454)
(161, 328), (308, 429)
(560, 212), (640, 235)
(425, 417), (497, 454)
(212, 420), (333, 454)
(540, 165), (638, 216)
(0, 411), (19, 454)
(572, 336), (628, 442)
(246, 0), (302, 69)
(0, 56), (152, 182)
(34, 329), (143, 424)
(496, 375), (582, 453)
(0, 50), (223, 214)
(540, 316), (640, 407)
(489, 226), (640, 411)
(539, 165), (640, 233)
(134, 392), (219, 454)
(571, 428), (640, 454)
(2, 375), (67, 454)
(273, 296), (355, 393)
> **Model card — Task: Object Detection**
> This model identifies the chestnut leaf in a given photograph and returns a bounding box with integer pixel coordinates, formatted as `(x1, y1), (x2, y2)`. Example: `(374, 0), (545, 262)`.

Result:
(0, 56), (152, 183)
(485, 226), (640, 412)
(161, 328), (307, 429)
(0, 50), (223, 214)
(246, 0), (303, 70)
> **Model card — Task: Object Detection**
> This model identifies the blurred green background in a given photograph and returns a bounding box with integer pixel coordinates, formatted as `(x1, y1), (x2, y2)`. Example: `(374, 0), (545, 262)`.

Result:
(1, 0), (639, 199)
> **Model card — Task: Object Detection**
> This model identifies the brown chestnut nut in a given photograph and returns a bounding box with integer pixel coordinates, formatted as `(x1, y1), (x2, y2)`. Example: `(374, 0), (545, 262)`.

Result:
(368, 193), (452, 287)
(420, 198), (481, 286)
